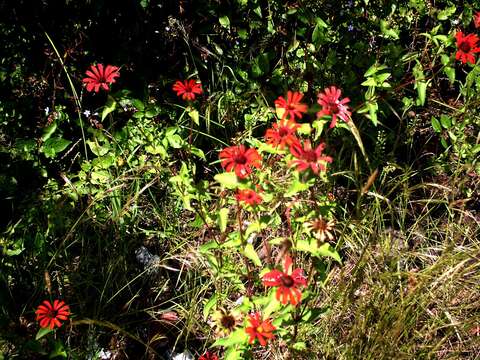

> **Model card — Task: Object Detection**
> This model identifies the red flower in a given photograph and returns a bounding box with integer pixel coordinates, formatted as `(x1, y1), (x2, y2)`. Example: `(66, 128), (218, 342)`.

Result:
(82, 64), (120, 92)
(35, 300), (70, 329)
(172, 79), (203, 101)
(455, 31), (480, 64)
(262, 255), (307, 306)
(317, 86), (351, 128)
(198, 351), (219, 360)
(274, 91), (308, 121)
(289, 140), (333, 174)
(264, 119), (300, 149)
(219, 145), (262, 179)
(474, 12), (480, 28)
(236, 189), (262, 206)
(245, 312), (276, 346)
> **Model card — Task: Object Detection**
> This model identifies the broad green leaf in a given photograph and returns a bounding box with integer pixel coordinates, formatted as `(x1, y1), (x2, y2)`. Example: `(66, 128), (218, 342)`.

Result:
(217, 208), (229, 232)
(35, 327), (54, 340)
(42, 138), (71, 158)
(431, 117), (442, 133)
(443, 67), (455, 83)
(87, 140), (110, 157)
(214, 172), (239, 189)
(212, 328), (248, 347)
(243, 244), (262, 266)
(49, 340), (67, 359)
(440, 115), (451, 129)
(199, 240), (220, 253)
(188, 108), (200, 126)
(42, 122), (57, 141)
(224, 348), (243, 360)
(317, 243), (341, 262)
(101, 96), (116, 121)
(219, 16), (230, 29)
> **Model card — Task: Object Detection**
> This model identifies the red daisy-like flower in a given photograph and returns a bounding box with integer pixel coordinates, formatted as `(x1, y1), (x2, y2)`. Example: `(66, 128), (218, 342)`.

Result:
(264, 119), (300, 149)
(317, 86), (351, 128)
(219, 145), (262, 179)
(172, 79), (203, 101)
(474, 12), (480, 29)
(245, 312), (276, 346)
(289, 140), (333, 175)
(82, 64), (120, 93)
(455, 31), (480, 64)
(35, 300), (70, 329)
(236, 189), (262, 206)
(262, 255), (307, 306)
(198, 351), (219, 360)
(274, 91), (308, 121)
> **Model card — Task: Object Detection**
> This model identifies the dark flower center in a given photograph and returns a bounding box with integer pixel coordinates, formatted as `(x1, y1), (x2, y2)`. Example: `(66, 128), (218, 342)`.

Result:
(303, 150), (317, 162)
(460, 41), (471, 53)
(221, 315), (236, 329)
(330, 103), (340, 114)
(279, 127), (289, 137)
(280, 274), (294, 287)
(234, 155), (247, 165)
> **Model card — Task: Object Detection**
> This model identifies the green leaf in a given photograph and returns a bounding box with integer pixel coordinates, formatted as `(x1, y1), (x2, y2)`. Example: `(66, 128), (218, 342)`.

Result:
(41, 122), (57, 142)
(214, 172), (239, 189)
(188, 108), (200, 126)
(212, 328), (248, 347)
(443, 66), (455, 83)
(87, 140), (110, 157)
(380, 19), (399, 40)
(317, 243), (341, 262)
(440, 115), (452, 129)
(49, 340), (67, 359)
(42, 138), (72, 158)
(101, 96), (117, 121)
(243, 244), (262, 267)
(431, 116), (442, 133)
(35, 327), (54, 340)
(219, 16), (230, 29)
(416, 81), (427, 106)
(292, 342), (307, 351)
(217, 208), (229, 232)
(203, 294), (217, 321)
(437, 5), (456, 20)
(199, 240), (220, 253)
(224, 348), (243, 360)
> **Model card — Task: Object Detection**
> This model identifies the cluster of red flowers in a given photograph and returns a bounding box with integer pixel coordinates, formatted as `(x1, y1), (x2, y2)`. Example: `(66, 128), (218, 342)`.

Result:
(455, 12), (480, 64)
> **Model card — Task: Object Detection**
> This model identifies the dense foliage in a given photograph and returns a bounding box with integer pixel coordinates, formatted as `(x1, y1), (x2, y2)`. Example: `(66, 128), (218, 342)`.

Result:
(1, 0), (479, 359)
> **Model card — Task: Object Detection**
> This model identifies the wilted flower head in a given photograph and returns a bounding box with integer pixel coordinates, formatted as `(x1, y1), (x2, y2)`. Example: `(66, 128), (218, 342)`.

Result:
(211, 308), (242, 337)
(305, 216), (335, 243)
